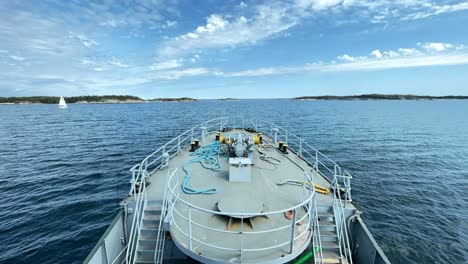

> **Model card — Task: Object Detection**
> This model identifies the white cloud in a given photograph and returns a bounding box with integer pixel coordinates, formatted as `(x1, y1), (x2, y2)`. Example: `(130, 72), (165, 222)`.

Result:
(163, 20), (177, 28)
(337, 54), (356, 62)
(150, 59), (183, 71)
(418, 42), (454, 52)
(240, 2), (248, 8)
(397, 48), (419, 56)
(93, 67), (104, 72)
(10, 55), (25, 61)
(222, 42), (468, 76)
(109, 59), (129, 68)
(69, 32), (98, 48)
(154, 67), (215, 80)
(81, 58), (95, 65)
(295, 0), (343, 11)
(99, 19), (127, 28)
(158, 3), (299, 57)
(403, 2), (468, 20)
(370, 49), (383, 58)
(156, 0), (468, 60)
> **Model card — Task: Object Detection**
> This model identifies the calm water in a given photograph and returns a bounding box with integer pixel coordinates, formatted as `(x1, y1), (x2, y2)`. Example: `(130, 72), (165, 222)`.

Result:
(0, 100), (467, 264)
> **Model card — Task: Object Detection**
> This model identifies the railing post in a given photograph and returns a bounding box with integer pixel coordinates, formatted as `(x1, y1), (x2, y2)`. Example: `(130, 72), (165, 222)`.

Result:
(130, 170), (136, 195)
(289, 209), (296, 253)
(299, 139), (303, 157)
(314, 151), (318, 168)
(144, 159), (148, 177)
(177, 136), (181, 154)
(220, 119), (223, 131)
(188, 206), (193, 251)
(200, 126), (207, 143)
(273, 128), (279, 144)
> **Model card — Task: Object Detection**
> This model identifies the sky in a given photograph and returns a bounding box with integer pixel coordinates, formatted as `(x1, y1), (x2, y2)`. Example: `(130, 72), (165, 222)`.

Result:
(1, 0), (468, 99)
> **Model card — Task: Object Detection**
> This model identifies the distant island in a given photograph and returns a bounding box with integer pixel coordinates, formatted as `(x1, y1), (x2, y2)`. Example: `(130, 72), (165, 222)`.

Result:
(0, 95), (144, 104)
(293, 94), (468, 100)
(218, 98), (239, 101)
(149, 97), (198, 102)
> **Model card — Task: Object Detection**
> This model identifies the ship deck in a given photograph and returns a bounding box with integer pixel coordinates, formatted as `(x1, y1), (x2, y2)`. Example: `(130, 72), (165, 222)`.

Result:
(145, 129), (357, 263)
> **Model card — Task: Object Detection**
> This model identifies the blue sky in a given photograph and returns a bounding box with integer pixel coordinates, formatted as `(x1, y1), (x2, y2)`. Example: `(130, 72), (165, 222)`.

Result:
(1, 0), (468, 98)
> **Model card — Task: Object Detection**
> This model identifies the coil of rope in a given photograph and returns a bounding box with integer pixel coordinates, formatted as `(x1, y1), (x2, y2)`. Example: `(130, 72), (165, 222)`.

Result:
(182, 141), (222, 195)
(257, 144), (282, 165)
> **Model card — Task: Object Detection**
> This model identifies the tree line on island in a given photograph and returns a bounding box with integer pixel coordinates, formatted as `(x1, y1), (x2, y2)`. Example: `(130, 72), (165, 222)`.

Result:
(1, 94), (468, 104)
(0, 95), (199, 104)
(293, 94), (468, 100)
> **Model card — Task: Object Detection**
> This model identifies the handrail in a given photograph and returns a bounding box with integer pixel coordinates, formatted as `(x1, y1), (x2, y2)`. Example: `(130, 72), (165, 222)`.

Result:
(125, 115), (353, 262)
(164, 169), (316, 260)
(153, 168), (178, 263)
(128, 116), (352, 200)
(125, 168), (147, 263)
(332, 173), (353, 264)
(251, 118), (352, 202)
(129, 117), (230, 196)
(111, 245), (128, 264)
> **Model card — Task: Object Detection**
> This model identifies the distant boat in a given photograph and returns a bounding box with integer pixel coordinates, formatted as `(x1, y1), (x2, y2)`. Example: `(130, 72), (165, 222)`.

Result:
(58, 96), (67, 109)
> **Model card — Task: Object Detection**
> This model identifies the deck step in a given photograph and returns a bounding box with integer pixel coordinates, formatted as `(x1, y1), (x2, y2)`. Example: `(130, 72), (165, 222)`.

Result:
(142, 223), (159, 230)
(317, 211), (335, 218)
(321, 241), (340, 249)
(315, 251), (348, 264)
(318, 220), (336, 226)
(140, 232), (158, 240)
(316, 230), (337, 237)
(144, 214), (161, 220)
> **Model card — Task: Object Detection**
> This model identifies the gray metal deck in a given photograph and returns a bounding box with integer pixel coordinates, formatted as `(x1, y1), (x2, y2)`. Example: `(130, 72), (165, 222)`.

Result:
(144, 129), (355, 263)
(84, 117), (391, 264)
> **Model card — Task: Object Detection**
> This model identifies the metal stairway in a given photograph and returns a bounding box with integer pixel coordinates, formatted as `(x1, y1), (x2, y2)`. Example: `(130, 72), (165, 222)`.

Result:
(315, 206), (349, 264)
(135, 201), (163, 264)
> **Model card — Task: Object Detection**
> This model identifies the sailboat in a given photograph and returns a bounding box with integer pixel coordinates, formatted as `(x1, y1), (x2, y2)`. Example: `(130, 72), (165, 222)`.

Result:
(58, 96), (67, 109)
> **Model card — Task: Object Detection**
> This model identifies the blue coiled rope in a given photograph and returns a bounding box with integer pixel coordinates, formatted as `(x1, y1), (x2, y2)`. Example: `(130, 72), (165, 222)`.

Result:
(182, 141), (222, 194)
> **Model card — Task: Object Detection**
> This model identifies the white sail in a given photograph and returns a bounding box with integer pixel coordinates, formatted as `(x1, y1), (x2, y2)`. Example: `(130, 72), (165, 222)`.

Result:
(58, 96), (67, 108)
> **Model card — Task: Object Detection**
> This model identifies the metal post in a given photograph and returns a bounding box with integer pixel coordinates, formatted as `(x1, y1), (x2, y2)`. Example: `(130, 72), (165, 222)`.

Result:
(188, 206), (193, 251)
(200, 126), (206, 143)
(130, 170), (136, 195)
(144, 159), (148, 177)
(273, 128), (279, 144)
(177, 136), (181, 154)
(309, 192), (314, 228)
(315, 151), (318, 169)
(302, 172), (307, 200)
(299, 139), (303, 157)
(289, 209), (296, 253)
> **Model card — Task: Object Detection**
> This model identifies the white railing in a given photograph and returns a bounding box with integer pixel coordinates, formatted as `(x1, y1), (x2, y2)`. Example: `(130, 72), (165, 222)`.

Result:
(129, 117), (231, 196)
(164, 169), (316, 262)
(249, 118), (352, 202)
(124, 115), (354, 263)
(308, 171), (324, 264)
(332, 173), (353, 264)
(125, 167), (148, 263)
(153, 168), (178, 263)
(129, 116), (352, 202)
